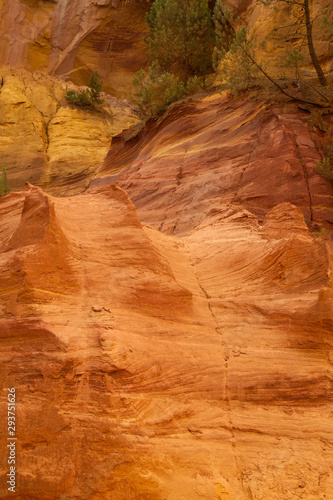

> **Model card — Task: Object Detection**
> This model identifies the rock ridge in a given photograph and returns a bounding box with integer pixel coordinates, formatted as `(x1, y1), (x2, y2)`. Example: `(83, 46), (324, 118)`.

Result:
(96, 93), (333, 237)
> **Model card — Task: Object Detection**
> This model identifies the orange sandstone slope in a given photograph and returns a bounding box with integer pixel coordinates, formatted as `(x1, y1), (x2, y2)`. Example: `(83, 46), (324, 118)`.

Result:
(0, 183), (333, 499)
(96, 93), (333, 236)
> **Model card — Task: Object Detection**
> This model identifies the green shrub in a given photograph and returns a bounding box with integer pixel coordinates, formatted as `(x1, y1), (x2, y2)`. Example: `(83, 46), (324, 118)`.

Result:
(312, 227), (326, 238)
(133, 62), (192, 118)
(87, 71), (104, 104)
(285, 49), (304, 80)
(315, 157), (333, 181)
(66, 71), (103, 107)
(145, 0), (215, 89)
(66, 88), (91, 107)
(0, 167), (10, 197)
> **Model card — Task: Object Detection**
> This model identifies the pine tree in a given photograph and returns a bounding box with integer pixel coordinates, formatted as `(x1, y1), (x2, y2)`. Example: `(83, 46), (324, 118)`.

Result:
(212, 0), (234, 69)
(190, 0), (216, 88)
(145, 0), (215, 88)
(88, 71), (103, 104)
(213, 3), (258, 95)
(213, 0), (329, 107)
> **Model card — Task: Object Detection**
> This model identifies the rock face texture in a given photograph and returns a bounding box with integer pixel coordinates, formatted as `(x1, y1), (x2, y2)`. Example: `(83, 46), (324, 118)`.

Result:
(0, 67), (139, 195)
(0, 0), (150, 98)
(0, 2), (332, 496)
(97, 93), (333, 236)
(246, 0), (333, 80)
(0, 183), (332, 499)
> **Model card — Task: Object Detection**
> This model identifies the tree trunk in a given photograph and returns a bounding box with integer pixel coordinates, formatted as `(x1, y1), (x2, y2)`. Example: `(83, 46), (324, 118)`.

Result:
(183, 3), (189, 88)
(304, 0), (327, 86)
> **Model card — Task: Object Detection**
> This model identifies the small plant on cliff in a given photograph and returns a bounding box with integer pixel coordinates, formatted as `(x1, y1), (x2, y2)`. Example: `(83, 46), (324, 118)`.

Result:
(312, 227), (326, 238)
(0, 168), (10, 197)
(322, 5), (333, 39)
(66, 88), (91, 106)
(315, 157), (333, 181)
(66, 71), (104, 107)
(87, 71), (104, 104)
(285, 49), (304, 80)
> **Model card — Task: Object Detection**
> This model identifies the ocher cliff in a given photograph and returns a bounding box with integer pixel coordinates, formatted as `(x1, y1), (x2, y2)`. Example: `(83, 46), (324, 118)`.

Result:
(0, 0), (333, 499)
(0, 183), (332, 499)
(0, 0), (150, 98)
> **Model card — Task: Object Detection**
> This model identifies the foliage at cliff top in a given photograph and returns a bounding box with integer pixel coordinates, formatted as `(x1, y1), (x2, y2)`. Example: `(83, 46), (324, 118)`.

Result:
(134, 0), (331, 118)
(66, 71), (104, 108)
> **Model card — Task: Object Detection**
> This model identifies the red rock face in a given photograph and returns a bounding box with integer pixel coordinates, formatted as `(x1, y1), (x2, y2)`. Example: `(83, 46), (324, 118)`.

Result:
(0, 183), (332, 499)
(98, 94), (333, 236)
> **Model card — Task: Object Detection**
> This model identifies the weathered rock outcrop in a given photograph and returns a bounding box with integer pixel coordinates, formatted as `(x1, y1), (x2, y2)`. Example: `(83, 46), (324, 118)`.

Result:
(0, 67), (138, 195)
(96, 92), (333, 236)
(0, 183), (332, 499)
(0, 0), (151, 99)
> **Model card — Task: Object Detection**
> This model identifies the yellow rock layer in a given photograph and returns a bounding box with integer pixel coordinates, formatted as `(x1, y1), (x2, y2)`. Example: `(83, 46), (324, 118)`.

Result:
(0, 67), (139, 195)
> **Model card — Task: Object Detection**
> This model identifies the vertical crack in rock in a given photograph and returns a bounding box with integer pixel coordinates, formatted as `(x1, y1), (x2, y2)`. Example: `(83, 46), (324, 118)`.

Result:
(43, 120), (50, 162)
(191, 265), (246, 497)
(277, 116), (314, 222)
(103, 0), (124, 54)
(273, 109), (315, 223)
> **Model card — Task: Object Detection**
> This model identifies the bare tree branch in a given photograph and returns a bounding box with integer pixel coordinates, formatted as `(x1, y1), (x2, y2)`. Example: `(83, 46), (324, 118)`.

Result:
(236, 39), (329, 107)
